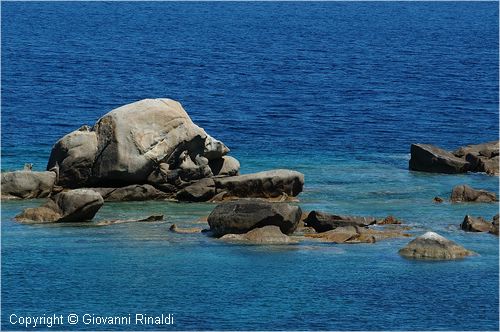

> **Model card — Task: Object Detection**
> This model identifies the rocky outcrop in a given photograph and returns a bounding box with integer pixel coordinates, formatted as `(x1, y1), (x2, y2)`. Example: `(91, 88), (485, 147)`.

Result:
(42, 98), (304, 202)
(303, 211), (376, 232)
(207, 200), (302, 237)
(460, 215), (492, 232)
(1, 170), (56, 199)
(409, 141), (499, 175)
(213, 169), (304, 199)
(92, 184), (169, 201)
(221, 226), (297, 244)
(399, 232), (475, 260)
(450, 185), (497, 203)
(15, 189), (104, 223)
(47, 98), (230, 187)
(409, 144), (470, 174)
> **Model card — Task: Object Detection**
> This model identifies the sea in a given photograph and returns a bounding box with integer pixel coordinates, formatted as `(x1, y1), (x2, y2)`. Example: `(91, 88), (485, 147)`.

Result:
(1, 2), (498, 331)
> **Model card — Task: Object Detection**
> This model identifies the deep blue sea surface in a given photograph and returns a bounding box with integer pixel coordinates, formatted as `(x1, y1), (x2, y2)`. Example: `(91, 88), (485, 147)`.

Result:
(1, 2), (499, 331)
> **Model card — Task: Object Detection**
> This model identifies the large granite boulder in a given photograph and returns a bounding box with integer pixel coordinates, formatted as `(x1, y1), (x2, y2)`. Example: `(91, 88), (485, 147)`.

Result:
(303, 211), (376, 232)
(15, 189), (104, 223)
(1, 170), (56, 199)
(207, 200), (302, 237)
(450, 185), (497, 203)
(213, 169), (304, 199)
(399, 232), (475, 260)
(409, 144), (470, 174)
(220, 226), (297, 244)
(47, 98), (230, 187)
(209, 156), (240, 176)
(92, 184), (169, 201)
(461, 215), (493, 232)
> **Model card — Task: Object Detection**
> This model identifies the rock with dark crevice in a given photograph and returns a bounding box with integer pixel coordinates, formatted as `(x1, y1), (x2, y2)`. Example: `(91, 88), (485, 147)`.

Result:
(207, 200), (302, 237)
(303, 210), (376, 233)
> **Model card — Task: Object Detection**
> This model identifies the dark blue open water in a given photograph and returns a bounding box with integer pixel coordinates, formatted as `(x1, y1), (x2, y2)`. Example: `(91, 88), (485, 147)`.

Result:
(1, 2), (499, 331)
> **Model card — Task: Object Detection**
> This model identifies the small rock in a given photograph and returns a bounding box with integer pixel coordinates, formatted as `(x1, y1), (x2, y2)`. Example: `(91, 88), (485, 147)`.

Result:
(207, 200), (302, 237)
(220, 226), (297, 244)
(433, 196), (444, 203)
(461, 215), (492, 232)
(399, 231), (475, 260)
(450, 184), (497, 203)
(490, 214), (499, 236)
(169, 224), (203, 234)
(376, 215), (402, 225)
(304, 211), (376, 232)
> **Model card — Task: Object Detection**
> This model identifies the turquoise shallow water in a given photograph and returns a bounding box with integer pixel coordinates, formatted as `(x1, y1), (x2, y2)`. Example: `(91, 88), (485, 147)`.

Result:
(1, 2), (499, 331)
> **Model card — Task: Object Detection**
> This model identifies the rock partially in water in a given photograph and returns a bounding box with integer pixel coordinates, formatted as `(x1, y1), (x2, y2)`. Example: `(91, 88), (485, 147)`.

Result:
(303, 211), (376, 232)
(450, 184), (497, 203)
(96, 214), (164, 226)
(409, 144), (470, 174)
(490, 214), (499, 236)
(399, 231), (475, 260)
(376, 215), (402, 225)
(47, 98), (230, 187)
(1, 170), (56, 199)
(169, 224), (203, 234)
(409, 141), (499, 175)
(433, 196), (444, 203)
(220, 226), (297, 244)
(213, 169), (304, 199)
(15, 189), (104, 223)
(305, 225), (410, 244)
(93, 184), (169, 201)
(460, 215), (492, 232)
(207, 200), (302, 237)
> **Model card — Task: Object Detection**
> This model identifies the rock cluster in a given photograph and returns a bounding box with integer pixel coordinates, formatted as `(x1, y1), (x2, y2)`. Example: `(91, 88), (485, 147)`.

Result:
(2, 99), (304, 203)
(409, 141), (499, 175)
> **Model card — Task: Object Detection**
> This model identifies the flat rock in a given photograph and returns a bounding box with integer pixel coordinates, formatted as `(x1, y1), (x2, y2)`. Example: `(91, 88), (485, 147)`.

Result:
(213, 169), (304, 199)
(169, 224), (203, 234)
(207, 200), (302, 237)
(95, 214), (164, 226)
(220, 226), (297, 244)
(409, 144), (470, 174)
(1, 170), (56, 199)
(450, 184), (497, 203)
(303, 211), (376, 232)
(92, 184), (169, 201)
(399, 231), (475, 260)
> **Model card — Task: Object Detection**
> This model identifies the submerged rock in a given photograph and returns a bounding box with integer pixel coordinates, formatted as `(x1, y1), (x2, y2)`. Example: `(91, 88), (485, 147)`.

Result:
(15, 189), (104, 223)
(95, 214), (164, 226)
(399, 232), (475, 260)
(207, 200), (302, 237)
(303, 211), (376, 233)
(450, 184), (497, 203)
(220, 226), (297, 244)
(1, 170), (56, 199)
(305, 225), (410, 244)
(169, 224), (203, 234)
(433, 196), (444, 203)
